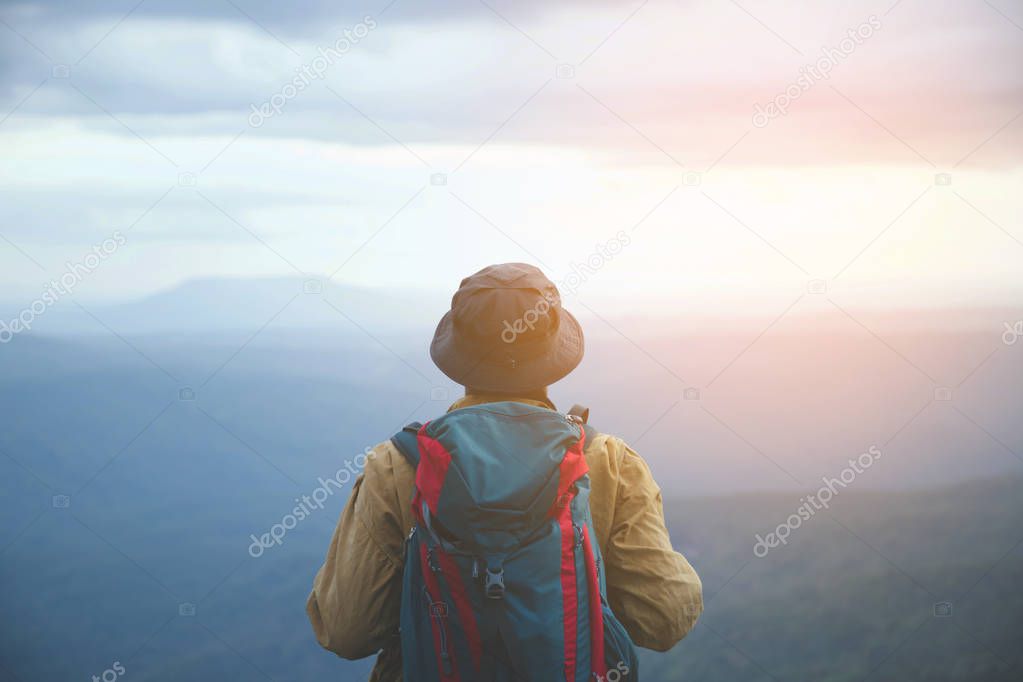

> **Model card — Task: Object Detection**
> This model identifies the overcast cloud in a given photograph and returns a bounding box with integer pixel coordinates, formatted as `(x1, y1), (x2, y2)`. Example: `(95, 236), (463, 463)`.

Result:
(1, 0), (1021, 304)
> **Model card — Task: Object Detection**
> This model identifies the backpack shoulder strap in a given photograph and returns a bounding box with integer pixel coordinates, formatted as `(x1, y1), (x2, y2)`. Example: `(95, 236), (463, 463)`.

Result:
(568, 403), (589, 423)
(390, 422), (423, 468)
(567, 404), (598, 445)
(581, 422), (597, 444)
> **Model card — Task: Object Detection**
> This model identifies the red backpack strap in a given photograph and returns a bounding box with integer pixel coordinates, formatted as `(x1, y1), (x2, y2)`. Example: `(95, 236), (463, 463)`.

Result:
(581, 524), (607, 678)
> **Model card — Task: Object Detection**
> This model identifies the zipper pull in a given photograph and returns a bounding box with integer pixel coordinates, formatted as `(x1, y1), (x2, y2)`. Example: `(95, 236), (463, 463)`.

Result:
(426, 547), (441, 572)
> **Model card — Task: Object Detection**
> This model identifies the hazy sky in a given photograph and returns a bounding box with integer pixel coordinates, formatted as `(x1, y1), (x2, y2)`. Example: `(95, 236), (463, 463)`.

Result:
(1, 0), (1021, 310)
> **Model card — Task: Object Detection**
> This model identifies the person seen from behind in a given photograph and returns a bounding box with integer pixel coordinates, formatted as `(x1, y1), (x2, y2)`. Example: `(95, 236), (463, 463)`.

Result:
(307, 263), (702, 680)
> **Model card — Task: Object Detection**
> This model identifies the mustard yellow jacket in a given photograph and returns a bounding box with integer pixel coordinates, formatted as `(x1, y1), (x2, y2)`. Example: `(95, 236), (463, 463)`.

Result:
(307, 395), (702, 680)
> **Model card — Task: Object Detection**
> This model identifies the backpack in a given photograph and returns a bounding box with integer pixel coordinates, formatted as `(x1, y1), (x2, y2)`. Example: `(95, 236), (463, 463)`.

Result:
(390, 401), (638, 682)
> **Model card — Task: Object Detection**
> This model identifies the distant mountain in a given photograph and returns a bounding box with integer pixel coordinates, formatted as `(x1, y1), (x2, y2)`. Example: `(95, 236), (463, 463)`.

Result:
(7, 274), (1021, 339)
(1, 324), (1021, 680)
(651, 476), (1023, 681)
(0, 276), (448, 337)
(3, 308), (1022, 495)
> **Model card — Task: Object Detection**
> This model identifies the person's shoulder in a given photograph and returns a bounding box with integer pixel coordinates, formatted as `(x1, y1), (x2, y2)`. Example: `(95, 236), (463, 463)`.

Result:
(584, 429), (655, 478)
(363, 436), (416, 502)
(364, 438), (413, 477)
(352, 439), (416, 525)
(583, 429), (630, 468)
(583, 426), (640, 455)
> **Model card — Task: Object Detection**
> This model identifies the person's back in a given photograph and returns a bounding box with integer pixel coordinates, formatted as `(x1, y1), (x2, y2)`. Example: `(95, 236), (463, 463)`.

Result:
(307, 264), (702, 680)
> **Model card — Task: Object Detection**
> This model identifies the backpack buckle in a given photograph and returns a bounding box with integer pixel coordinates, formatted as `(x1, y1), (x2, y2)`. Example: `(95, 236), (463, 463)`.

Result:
(484, 566), (505, 600)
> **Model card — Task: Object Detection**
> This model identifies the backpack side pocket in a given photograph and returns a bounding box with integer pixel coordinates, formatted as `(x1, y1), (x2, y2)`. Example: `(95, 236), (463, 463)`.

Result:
(601, 603), (639, 681)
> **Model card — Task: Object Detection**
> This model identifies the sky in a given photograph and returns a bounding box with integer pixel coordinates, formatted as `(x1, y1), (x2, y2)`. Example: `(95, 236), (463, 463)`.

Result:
(0, 0), (1021, 313)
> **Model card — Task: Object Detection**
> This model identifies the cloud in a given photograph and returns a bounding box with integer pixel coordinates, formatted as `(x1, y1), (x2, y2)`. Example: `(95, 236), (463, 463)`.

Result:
(0, 0), (622, 35)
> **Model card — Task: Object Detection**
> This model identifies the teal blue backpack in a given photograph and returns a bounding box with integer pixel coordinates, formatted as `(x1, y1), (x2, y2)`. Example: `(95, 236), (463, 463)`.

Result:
(390, 401), (638, 681)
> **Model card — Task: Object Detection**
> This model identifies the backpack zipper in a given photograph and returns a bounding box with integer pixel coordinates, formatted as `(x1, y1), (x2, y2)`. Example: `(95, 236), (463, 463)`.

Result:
(424, 546), (453, 670)
(426, 592), (453, 675)
(435, 614), (452, 675)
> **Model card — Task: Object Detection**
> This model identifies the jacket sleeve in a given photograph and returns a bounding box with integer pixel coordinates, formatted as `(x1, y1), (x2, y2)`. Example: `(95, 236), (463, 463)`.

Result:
(306, 442), (408, 660)
(602, 441), (703, 651)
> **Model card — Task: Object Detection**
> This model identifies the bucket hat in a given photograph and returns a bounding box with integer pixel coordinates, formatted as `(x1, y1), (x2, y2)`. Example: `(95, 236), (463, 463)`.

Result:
(430, 263), (584, 392)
